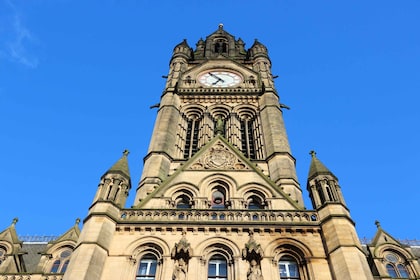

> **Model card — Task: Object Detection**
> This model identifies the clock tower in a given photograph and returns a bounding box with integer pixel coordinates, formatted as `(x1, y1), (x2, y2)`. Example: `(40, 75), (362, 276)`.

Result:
(62, 25), (376, 280)
(135, 23), (303, 210)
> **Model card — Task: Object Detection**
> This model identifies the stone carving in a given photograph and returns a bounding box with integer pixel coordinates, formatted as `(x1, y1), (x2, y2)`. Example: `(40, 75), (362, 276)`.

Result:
(171, 232), (192, 280)
(243, 232), (264, 280)
(189, 141), (249, 170)
(247, 259), (263, 280)
(203, 143), (235, 168)
(172, 258), (187, 280)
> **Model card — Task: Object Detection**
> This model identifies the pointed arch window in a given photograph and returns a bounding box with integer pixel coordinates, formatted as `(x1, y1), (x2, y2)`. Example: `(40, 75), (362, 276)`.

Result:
(184, 118), (200, 159)
(214, 40), (228, 54)
(50, 249), (73, 274)
(247, 195), (265, 210)
(384, 252), (410, 278)
(279, 256), (300, 280)
(136, 254), (158, 280)
(240, 118), (256, 159)
(208, 254), (228, 280)
(50, 260), (61, 273)
(211, 189), (226, 209)
(176, 195), (192, 209)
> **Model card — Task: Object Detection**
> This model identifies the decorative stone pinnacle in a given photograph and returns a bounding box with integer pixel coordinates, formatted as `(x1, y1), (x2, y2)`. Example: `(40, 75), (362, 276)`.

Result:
(75, 218), (81, 225)
(123, 149), (129, 157)
(218, 23), (224, 29)
(375, 220), (381, 228)
(310, 150), (317, 158)
(12, 217), (18, 225)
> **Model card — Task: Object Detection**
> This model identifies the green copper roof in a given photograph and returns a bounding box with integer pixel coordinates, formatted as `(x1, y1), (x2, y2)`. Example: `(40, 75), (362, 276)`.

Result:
(102, 150), (130, 179)
(308, 150), (337, 180)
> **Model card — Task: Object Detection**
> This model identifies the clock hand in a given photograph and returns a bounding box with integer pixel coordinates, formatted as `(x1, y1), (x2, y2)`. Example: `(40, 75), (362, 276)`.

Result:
(209, 72), (225, 83)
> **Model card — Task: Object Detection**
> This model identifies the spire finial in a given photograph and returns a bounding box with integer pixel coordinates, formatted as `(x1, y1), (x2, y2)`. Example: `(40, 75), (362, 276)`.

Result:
(375, 220), (381, 228)
(75, 218), (81, 225)
(218, 23), (224, 29)
(12, 217), (18, 225)
(310, 150), (317, 158)
(123, 149), (129, 157)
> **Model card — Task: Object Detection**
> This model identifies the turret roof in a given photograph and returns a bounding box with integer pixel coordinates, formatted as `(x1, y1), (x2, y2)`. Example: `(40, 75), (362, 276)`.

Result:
(102, 150), (130, 179)
(308, 151), (337, 180)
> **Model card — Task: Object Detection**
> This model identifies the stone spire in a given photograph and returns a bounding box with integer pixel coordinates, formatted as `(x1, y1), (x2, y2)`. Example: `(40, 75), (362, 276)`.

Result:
(307, 151), (345, 208)
(308, 150), (337, 181)
(102, 149), (130, 179)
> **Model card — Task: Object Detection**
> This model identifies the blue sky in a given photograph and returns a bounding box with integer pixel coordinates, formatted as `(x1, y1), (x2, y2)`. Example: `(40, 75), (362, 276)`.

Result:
(1, 0), (419, 241)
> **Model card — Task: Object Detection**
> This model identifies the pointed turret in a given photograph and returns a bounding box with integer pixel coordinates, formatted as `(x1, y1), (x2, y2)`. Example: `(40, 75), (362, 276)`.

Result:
(307, 151), (346, 209)
(93, 150), (131, 207)
(103, 149), (130, 179)
(308, 150), (337, 180)
(171, 39), (192, 61)
(248, 39), (269, 60)
(308, 152), (373, 280)
(64, 152), (131, 280)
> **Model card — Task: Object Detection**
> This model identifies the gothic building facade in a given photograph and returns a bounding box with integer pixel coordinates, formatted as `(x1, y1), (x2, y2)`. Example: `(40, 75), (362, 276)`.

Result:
(1, 25), (419, 280)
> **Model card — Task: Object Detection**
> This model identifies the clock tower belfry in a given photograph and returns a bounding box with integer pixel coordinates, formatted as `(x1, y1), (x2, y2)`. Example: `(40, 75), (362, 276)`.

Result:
(135, 24), (303, 208)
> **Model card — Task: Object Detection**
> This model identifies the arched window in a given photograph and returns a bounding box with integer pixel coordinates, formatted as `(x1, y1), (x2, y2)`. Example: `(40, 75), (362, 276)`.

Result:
(384, 252), (410, 278)
(386, 264), (398, 278)
(247, 195), (265, 210)
(240, 118), (256, 159)
(50, 260), (61, 273)
(50, 248), (73, 273)
(214, 40), (227, 54)
(184, 118), (200, 159)
(61, 260), (70, 273)
(208, 254), (228, 280)
(397, 264), (409, 278)
(136, 254), (158, 280)
(176, 195), (192, 209)
(279, 256), (300, 280)
(211, 189), (226, 209)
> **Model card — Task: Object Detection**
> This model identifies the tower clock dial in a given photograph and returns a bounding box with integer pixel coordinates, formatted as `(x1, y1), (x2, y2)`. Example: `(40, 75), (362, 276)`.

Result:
(198, 71), (242, 87)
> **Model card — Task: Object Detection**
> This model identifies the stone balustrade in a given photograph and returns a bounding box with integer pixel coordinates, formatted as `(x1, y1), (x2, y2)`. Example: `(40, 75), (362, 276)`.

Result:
(120, 209), (318, 224)
(0, 274), (63, 280)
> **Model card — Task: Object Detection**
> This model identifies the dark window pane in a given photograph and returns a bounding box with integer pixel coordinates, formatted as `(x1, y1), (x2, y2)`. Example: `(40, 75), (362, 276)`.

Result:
(60, 260), (69, 273)
(208, 263), (217, 276)
(397, 264), (409, 278)
(386, 264), (398, 278)
(50, 260), (60, 273)
(288, 263), (299, 277)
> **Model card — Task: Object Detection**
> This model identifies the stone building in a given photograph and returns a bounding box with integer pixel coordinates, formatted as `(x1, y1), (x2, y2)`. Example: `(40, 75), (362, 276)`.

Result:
(1, 25), (419, 280)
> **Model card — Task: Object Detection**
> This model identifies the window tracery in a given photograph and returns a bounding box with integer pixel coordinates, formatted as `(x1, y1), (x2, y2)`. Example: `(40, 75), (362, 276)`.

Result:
(383, 251), (410, 278)
(49, 248), (73, 274)
(178, 104), (265, 160)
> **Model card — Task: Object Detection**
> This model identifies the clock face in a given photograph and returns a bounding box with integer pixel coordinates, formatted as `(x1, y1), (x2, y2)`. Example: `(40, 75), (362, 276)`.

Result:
(198, 71), (242, 87)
